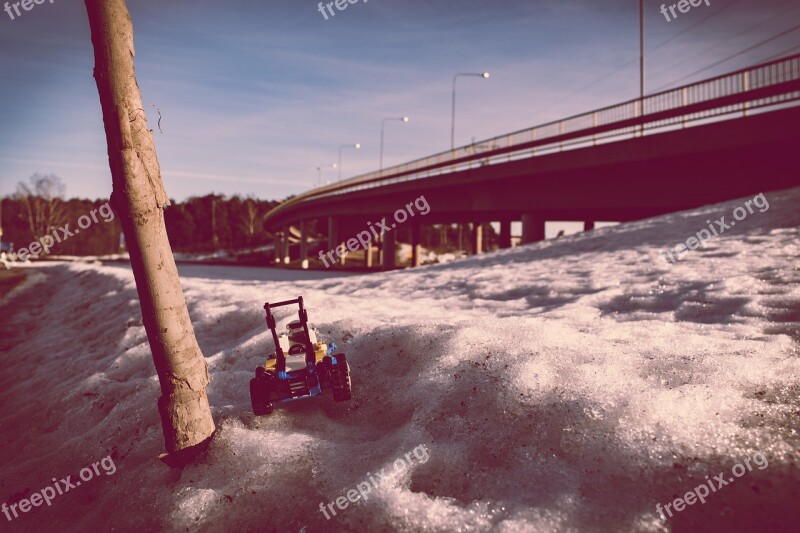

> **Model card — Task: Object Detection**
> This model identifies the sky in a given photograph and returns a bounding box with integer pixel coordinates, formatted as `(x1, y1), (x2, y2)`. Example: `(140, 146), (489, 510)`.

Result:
(0, 0), (798, 202)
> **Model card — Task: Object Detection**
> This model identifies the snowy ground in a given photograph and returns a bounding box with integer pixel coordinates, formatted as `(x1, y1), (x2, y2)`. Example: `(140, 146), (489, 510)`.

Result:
(1, 188), (798, 532)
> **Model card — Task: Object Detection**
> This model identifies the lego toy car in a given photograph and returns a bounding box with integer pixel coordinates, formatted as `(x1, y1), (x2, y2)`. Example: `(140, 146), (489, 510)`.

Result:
(250, 296), (352, 415)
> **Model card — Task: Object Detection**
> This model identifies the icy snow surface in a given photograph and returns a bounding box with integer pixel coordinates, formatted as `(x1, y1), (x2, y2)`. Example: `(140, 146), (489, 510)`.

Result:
(1, 188), (798, 532)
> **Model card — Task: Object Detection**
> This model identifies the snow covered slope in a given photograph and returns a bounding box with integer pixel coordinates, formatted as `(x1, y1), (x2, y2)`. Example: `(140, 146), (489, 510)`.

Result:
(1, 187), (798, 532)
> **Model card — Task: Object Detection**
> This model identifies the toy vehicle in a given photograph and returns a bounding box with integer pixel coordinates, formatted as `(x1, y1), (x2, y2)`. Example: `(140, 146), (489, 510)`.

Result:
(250, 296), (352, 415)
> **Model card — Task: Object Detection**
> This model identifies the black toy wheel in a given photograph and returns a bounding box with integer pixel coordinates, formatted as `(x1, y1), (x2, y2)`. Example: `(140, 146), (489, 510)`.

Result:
(250, 378), (273, 415)
(328, 355), (352, 402)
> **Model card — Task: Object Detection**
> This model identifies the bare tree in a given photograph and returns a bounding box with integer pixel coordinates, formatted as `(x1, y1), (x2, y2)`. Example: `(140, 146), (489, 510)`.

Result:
(239, 196), (260, 245)
(16, 174), (66, 239)
(85, 0), (215, 459)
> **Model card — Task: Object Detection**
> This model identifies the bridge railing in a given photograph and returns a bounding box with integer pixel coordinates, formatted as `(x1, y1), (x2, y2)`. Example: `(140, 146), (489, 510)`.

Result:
(267, 54), (800, 221)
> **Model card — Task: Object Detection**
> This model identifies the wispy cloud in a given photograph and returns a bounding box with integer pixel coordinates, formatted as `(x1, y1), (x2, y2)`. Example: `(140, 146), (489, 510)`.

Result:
(166, 170), (299, 187)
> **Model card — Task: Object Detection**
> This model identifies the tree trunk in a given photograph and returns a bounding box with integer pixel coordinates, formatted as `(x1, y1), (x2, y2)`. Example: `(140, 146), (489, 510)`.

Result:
(85, 0), (215, 455)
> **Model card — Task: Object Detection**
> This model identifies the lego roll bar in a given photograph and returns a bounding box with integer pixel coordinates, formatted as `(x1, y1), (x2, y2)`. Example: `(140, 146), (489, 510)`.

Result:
(263, 296), (316, 373)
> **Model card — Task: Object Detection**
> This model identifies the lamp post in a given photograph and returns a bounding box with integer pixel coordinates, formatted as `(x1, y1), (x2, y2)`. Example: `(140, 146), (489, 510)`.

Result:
(316, 163), (337, 187)
(0, 178), (5, 250)
(451, 72), (489, 150)
(211, 197), (218, 247)
(380, 116), (409, 170)
(338, 143), (361, 181)
(639, 0), (645, 135)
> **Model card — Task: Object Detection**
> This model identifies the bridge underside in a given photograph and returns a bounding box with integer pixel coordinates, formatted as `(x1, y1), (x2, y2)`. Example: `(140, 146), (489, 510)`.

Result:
(267, 106), (800, 269)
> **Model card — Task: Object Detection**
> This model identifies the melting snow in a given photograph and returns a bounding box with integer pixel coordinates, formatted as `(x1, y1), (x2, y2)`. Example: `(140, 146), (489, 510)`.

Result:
(1, 188), (798, 531)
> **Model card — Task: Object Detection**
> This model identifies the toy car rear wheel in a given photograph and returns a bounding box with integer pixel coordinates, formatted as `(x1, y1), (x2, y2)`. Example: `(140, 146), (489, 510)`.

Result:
(250, 378), (273, 415)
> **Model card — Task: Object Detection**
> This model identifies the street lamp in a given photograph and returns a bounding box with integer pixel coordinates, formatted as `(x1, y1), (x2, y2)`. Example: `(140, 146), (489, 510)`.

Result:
(0, 178), (5, 249)
(639, 0), (645, 136)
(451, 72), (489, 150)
(316, 163), (337, 186)
(380, 116), (409, 170)
(338, 143), (361, 181)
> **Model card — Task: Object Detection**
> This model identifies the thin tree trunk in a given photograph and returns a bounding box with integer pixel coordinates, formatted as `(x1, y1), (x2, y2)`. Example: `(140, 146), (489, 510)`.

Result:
(85, 0), (215, 455)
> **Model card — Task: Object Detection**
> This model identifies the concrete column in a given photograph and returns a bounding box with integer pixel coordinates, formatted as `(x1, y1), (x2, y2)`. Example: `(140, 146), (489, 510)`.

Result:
(521, 214), (545, 244)
(299, 223), (309, 269)
(365, 240), (374, 268)
(499, 220), (512, 249)
(327, 217), (339, 252)
(383, 228), (396, 269)
(281, 226), (291, 264)
(584, 221), (595, 232)
(299, 223), (308, 260)
(273, 231), (282, 263)
(472, 222), (483, 255)
(411, 223), (422, 267)
(327, 216), (346, 266)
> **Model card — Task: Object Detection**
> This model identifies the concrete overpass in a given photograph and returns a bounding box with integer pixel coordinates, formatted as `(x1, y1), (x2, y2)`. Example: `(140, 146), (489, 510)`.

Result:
(265, 54), (800, 269)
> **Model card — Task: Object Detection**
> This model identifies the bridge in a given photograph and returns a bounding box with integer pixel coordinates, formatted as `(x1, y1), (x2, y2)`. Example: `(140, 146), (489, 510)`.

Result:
(264, 54), (800, 269)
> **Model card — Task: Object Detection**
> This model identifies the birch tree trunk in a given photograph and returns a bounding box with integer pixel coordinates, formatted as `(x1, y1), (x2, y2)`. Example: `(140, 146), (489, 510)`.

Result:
(85, 0), (215, 455)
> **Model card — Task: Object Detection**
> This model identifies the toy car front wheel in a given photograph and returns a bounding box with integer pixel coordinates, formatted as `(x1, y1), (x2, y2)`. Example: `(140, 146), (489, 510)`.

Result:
(250, 378), (273, 415)
(327, 355), (352, 402)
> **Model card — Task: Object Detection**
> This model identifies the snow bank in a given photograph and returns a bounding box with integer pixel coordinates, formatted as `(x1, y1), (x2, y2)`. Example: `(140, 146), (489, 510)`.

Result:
(1, 187), (798, 532)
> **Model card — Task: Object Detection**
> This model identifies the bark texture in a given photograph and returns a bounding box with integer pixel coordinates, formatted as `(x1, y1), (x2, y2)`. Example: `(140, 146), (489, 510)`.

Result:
(85, 0), (215, 453)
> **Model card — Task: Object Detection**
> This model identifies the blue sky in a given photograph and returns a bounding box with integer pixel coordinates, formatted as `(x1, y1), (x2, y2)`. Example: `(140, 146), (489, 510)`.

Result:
(1, 0), (798, 201)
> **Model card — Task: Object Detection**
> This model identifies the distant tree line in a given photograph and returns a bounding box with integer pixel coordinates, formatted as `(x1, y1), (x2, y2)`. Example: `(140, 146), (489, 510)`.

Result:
(163, 194), (280, 252)
(1, 174), (501, 260)
(0, 174), (281, 257)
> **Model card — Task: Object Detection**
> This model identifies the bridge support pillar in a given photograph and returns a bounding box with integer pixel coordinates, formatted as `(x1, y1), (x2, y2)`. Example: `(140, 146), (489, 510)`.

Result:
(472, 223), (483, 255)
(299, 223), (308, 269)
(273, 231), (282, 263)
(327, 217), (339, 252)
(499, 220), (512, 249)
(327, 217), (347, 266)
(521, 215), (545, 245)
(365, 240), (374, 268)
(281, 226), (291, 264)
(584, 221), (595, 232)
(383, 227), (396, 269)
(299, 223), (307, 258)
(411, 223), (422, 267)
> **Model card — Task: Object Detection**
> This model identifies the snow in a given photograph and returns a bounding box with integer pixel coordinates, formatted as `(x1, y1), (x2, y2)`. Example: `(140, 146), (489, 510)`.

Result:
(1, 187), (798, 532)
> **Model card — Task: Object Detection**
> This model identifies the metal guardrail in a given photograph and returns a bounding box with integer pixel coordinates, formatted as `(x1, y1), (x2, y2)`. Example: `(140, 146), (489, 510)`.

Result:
(266, 54), (800, 223)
